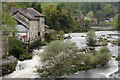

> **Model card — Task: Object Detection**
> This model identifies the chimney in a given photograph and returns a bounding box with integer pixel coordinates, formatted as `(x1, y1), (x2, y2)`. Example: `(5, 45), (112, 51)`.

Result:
(22, 8), (27, 13)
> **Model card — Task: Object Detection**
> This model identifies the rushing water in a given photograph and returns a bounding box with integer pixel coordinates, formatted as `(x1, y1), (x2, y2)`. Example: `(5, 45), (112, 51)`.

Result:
(3, 48), (44, 78)
(3, 31), (119, 78)
(66, 31), (119, 78)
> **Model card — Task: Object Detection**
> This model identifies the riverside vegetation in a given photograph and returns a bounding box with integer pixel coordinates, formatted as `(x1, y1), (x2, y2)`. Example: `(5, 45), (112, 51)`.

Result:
(37, 30), (111, 77)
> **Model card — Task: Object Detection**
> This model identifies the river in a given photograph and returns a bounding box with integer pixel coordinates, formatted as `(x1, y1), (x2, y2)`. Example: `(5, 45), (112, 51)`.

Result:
(2, 31), (119, 78)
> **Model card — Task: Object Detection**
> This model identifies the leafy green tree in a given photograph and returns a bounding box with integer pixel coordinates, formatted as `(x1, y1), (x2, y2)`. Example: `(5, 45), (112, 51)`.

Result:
(86, 29), (97, 46)
(42, 4), (59, 29)
(103, 4), (114, 18)
(84, 53), (94, 65)
(58, 30), (65, 38)
(96, 46), (111, 65)
(98, 46), (110, 54)
(84, 18), (91, 31)
(110, 15), (118, 30)
(116, 54), (120, 61)
(2, 12), (18, 36)
(40, 40), (77, 77)
(31, 2), (42, 13)
(95, 11), (105, 24)
(86, 11), (94, 19)
(2, 2), (16, 12)
(9, 36), (24, 58)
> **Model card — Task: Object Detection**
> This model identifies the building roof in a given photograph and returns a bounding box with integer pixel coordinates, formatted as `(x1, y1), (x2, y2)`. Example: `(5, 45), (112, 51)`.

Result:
(11, 7), (44, 20)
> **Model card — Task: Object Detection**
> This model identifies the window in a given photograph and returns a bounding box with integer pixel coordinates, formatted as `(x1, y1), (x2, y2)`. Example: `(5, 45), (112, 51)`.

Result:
(38, 32), (40, 36)
(42, 21), (44, 24)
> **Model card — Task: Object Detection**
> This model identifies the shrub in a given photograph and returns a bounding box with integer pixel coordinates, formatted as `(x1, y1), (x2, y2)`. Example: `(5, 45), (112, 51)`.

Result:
(95, 53), (111, 65)
(98, 46), (110, 54)
(9, 36), (24, 58)
(84, 53), (94, 65)
(98, 36), (103, 41)
(86, 29), (97, 46)
(72, 54), (84, 66)
(39, 40), (78, 77)
(101, 41), (108, 46)
(58, 31), (65, 38)
(50, 34), (57, 41)
(101, 35), (105, 37)
(19, 52), (32, 61)
(112, 40), (118, 45)
(103, 38), (108, 40)
(39, 40), (46, 46)
(96, 46), (111, 65)
(116, 54), (120, 61)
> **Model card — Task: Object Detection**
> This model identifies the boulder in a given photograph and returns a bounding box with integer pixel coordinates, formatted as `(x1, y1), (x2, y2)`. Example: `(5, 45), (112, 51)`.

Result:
(1, 56), (18, 75)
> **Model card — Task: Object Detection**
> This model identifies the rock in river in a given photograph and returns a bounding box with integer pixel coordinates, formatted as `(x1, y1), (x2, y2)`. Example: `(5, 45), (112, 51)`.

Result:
(1, 56), (18, 75)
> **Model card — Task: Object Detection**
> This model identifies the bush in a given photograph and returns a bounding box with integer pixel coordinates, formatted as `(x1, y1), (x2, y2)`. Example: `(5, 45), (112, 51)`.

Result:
(19, 52), (32, 61)
(98, 46), (110, 54)
(95, 53), (111, 65)
(101, 41), (108, 46)
(86, 29), (97, 46)
(9, 36), (24, 58)
(71, 65), (93, 73)
(103, 38), (108, 40)
(98, 36), (103, 41)
(116, 54), (120, 61)
(39, 40), (46, 46)
(39, 40), (77, 77)
(96, 46), (111, 65)
(58, 31), (65, 38)
(45, 34), (57, 42)
(72, 54), (84, 66)
(84, 53), (94, 65)
(50, 34), (57, 41)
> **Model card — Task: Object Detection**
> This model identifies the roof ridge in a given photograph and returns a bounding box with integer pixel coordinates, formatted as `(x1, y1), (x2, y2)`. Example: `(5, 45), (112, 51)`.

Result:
(31, 8), (44, 17)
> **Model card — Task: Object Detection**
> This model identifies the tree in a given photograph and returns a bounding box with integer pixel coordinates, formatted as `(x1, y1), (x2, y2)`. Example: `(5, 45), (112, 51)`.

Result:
(40, 40), (77, 77)
(103, 4), (114, 18)
(98, 46), (110, 54)
(95, 11), (105, 24)
(42, 4), (59, 29)
(96, 46), (111, 65)
(2, 12), (18, 36)
(84, 53), (94, 65)
(86, 11), (94, 19)
(31, 2), (42, 13)
(2, 2), (16, 12)
(9, 36), (24, 58)
(110, 15), (118, 30)
(86, 29), (97, 46)
(84, 18), (91, 30)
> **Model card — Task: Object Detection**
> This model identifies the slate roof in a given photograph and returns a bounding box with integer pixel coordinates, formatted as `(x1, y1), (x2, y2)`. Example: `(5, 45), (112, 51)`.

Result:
(15, 17), (29, 28)
(11, 7), (44, 20)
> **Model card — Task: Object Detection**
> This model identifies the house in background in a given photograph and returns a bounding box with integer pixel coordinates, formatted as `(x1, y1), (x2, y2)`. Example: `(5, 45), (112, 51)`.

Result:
(10, 8), (45, 46)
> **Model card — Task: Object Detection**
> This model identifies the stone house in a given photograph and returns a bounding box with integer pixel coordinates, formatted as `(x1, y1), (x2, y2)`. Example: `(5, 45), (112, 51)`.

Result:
(10, 8), (45, 46)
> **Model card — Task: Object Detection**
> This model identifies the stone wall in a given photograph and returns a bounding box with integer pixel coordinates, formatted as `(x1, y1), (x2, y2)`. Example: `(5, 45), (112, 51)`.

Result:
(29, 20), (39, 43)
(39, 17), (45, 40)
